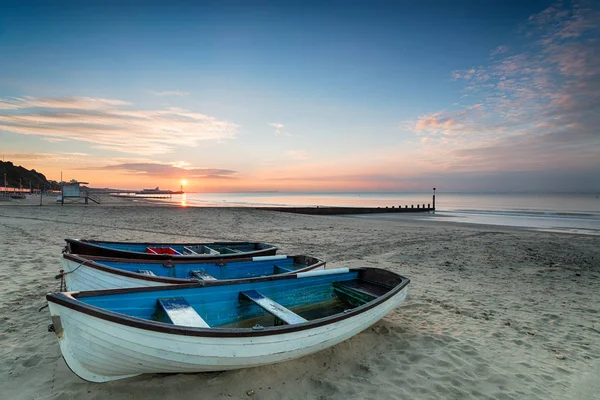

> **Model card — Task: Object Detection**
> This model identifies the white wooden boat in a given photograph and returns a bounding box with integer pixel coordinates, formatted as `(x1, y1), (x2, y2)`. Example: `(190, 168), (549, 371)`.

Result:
(60, 253), (325, 291)
(46, 267), (409, 382)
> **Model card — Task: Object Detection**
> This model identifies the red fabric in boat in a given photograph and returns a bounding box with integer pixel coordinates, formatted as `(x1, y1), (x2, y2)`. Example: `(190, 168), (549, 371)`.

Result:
(146, 247), (179, 255)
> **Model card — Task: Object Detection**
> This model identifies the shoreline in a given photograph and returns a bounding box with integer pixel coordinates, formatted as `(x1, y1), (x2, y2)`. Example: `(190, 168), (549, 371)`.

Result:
(3, 193), (599, 236)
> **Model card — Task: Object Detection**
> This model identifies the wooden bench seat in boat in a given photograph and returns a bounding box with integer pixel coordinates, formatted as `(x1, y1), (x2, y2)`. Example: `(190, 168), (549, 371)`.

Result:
(202, 246), (221, 255)
(274, 265), (295, 274)
(182, 246), (199, 255)
(240, 290), (307, 325)
(136, 269), (156, 276)
(156, 297), (209, 328)
(333, 281), (391, 305)
(222, 247), (242, 254)
(190, 270), (217, 281)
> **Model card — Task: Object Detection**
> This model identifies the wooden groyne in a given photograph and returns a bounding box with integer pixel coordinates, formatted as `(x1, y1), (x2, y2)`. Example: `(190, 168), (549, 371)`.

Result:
(256, 203), (434, 216)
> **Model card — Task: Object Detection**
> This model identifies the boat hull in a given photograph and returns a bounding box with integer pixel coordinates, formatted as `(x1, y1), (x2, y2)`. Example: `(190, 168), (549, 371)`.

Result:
(48, 285), (408, 382)
(62, 257), (166, 291)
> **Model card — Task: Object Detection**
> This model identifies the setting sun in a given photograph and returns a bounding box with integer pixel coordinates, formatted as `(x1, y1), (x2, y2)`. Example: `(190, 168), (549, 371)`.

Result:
(181, 179), (187, 186)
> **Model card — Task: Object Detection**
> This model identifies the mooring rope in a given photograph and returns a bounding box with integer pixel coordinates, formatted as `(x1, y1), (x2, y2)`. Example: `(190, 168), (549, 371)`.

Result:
(55, 259), (92, 291)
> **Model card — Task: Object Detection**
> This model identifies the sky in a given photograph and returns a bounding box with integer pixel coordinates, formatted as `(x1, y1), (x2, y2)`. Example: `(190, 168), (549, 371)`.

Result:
(0, 0), (599, 192)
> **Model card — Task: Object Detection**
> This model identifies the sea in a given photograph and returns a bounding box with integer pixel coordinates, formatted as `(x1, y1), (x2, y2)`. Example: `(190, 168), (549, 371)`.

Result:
(147, 192), (600, 235)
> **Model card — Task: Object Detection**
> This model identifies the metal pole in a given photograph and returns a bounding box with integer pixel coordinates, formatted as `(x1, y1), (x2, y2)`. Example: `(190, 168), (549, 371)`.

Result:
(432, 188), (436, 212)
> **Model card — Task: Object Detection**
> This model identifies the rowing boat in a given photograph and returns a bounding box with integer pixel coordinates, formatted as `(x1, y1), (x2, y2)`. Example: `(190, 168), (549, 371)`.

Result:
(46, 267), (409, 382)
(64, 239), (278, 260)
(60, 253), (325, 291)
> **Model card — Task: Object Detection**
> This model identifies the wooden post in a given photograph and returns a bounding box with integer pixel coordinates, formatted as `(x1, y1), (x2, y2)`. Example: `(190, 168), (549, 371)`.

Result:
(39, 185), (42, 206)
(433, 188), (436, 211)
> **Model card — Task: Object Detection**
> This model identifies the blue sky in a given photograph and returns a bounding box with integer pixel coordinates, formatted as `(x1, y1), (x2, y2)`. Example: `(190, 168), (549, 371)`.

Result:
(0, 0), (598, 192)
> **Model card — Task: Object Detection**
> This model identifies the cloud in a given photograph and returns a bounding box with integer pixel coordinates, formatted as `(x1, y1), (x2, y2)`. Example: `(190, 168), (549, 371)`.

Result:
(0, 96), (130, 110)
(414, 113), (457, 132)
(84, 162), (238, 179)
(490, 45), (509, 56)
(1, 151), (113, 164)
(269, 122), (284, 135)
(406, 0), (600, 174)
(269, 122), (294, 136)
(286, 149), (310, 160)
(150, 91), (190, 96)
(0, 96), (237, 155)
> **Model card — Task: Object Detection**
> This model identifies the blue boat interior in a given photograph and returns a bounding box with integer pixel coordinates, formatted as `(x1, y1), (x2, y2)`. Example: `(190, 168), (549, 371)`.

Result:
(76, 271), (396, 329)
(93, 242), (262, 256)
(98, 257), (309, 280)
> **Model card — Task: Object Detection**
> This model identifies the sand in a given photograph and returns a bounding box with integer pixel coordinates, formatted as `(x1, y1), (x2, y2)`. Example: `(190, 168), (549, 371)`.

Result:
(1, 195), (599, 399)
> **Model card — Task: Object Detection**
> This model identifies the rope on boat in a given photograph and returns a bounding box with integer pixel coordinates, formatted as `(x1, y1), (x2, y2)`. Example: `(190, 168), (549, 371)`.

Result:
(39, 259), (92, 313)
(55, 259), (92, 291)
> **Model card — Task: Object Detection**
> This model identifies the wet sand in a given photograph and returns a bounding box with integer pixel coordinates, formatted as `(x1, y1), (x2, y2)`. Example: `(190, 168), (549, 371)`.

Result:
(0, 197), (598, 399)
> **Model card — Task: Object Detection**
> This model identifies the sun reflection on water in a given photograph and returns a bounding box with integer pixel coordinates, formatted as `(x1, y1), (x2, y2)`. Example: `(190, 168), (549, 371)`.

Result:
(180, 193), (187, 207)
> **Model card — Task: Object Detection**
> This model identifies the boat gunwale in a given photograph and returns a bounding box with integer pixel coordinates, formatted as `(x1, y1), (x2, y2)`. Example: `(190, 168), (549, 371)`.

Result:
(65, 239), (278, 260)
(47, 268), (410, 338)
(62, 253), (326, 284)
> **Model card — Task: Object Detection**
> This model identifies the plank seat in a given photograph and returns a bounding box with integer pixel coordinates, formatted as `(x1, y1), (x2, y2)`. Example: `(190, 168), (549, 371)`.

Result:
(240, 290), (307, 325)
(202, 246), (221, 255)
(156, 297), (209, 328)
(136, 269), (156, 276)
(190, 270), (217, 281)
(183, 246), (199, 255)
(222, 247), (242, 254)
(274, 265), (295, 274)
(333, 281), (390, 305)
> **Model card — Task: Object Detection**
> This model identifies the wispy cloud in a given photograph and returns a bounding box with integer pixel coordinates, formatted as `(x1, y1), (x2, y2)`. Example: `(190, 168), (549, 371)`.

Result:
(407, 0), (600, 174)
(0, 96), (130, 110)
(84, 162), (238, 179)
(490, 45), (509, 56)
(286, 149), (310, 160)
(269, 122), (284, 135)
(269, 122), (295, 136)
(150, 90), (190, 96)
(2, 151), (123, 164)
(0, 96), (237, 155)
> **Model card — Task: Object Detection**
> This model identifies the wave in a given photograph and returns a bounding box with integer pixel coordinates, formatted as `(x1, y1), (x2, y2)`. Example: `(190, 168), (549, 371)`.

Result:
(445, 209), (600, 219)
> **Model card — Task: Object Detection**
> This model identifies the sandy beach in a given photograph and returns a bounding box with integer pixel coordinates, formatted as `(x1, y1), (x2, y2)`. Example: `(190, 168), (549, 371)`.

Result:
(1, 196), (598, 400)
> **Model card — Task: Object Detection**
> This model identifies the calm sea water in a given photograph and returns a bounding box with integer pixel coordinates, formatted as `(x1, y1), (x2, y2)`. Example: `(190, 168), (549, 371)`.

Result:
(150, 192), (600, 235)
